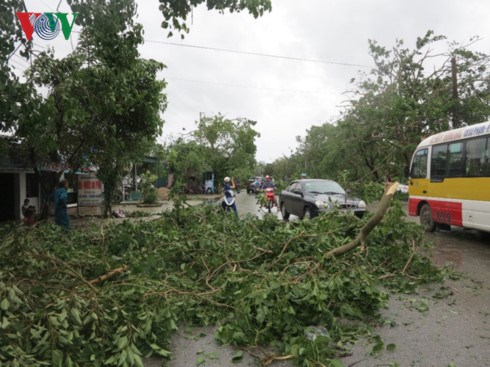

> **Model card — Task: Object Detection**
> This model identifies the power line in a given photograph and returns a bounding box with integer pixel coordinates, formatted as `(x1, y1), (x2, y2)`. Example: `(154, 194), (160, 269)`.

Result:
(69, 30), (370, 69)
(7, 43), (23, 61)
(165, 76), (337, 95)
(13, 54), (29, 63)
(10, 59), (27, 73)
(39, 0), (56, 12)
(146, 40), (371, 69)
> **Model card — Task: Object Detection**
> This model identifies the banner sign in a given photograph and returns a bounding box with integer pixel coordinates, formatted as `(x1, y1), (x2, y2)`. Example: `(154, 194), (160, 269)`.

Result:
(78, 174), (103, 207)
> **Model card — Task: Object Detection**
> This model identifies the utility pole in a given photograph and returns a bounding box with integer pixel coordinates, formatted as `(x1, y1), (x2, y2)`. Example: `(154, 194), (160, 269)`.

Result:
(451, 56), (460, 129)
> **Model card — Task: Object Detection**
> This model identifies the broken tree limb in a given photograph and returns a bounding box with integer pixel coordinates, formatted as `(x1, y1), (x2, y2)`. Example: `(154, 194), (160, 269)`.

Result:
(88, 265), (128, 285)
(324, 182), (399, 259)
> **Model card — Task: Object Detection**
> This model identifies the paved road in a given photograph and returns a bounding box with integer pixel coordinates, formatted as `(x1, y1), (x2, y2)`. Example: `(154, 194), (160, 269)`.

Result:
(145, 192), (489, 367)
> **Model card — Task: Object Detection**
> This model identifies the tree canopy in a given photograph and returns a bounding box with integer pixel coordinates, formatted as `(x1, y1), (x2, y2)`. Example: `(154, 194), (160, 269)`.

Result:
(158, 0), (272, 36)
(162, 114), (260, 186)
(270, 31), (489, 185)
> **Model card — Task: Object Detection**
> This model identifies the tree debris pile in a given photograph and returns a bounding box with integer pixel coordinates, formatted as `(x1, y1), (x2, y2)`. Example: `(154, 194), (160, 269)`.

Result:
(0, 202), (443, 366)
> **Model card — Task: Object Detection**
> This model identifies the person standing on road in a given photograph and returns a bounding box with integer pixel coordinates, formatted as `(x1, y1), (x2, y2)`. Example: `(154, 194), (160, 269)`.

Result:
(54, 179), (71, 229)
(22, 198), (30, 217)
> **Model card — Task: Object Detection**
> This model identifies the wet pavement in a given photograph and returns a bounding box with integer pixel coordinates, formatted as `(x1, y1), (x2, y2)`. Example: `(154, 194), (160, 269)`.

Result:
(340, 225), (490, 367)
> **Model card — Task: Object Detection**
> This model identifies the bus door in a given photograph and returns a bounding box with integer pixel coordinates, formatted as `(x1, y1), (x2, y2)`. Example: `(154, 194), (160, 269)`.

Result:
(428, 142), (465, 227)
(408, 147), (429, 216)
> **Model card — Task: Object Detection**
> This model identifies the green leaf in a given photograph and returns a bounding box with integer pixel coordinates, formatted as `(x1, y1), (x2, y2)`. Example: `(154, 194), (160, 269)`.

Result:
(330, 360), (344, 367)
(386, 343), (397, 351)
(371, 336), (384, 355)
(232, 351), (243, 362)
(0, 298), (10, 311)
(133, 353), (144, 367)
(70, 308), (83, 325)
(52, 350), (63, 367)
(1, 316), (10, 329)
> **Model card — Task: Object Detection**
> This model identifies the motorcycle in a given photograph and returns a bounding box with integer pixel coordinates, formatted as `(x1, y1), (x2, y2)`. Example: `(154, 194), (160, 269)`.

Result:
(264, 187), (276, 213)
(221, 190), (237, 214)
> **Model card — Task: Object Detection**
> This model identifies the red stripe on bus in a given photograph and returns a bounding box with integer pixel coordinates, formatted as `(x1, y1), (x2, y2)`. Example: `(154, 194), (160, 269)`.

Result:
(408, 198), (418, 216)
(429, 200), (463, 226)
(408, 198), (463, 226)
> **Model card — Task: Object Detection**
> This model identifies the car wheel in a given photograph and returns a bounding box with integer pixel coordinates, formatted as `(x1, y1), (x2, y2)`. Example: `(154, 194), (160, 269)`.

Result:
(303, 207), (312, 220)
(281, 202), (290, 220)
(420, 203), (436, 232)
(355, 211), (365, 219)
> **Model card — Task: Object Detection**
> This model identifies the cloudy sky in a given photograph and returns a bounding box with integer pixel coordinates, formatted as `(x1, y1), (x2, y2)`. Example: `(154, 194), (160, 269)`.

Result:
(16, 0), (490, 162)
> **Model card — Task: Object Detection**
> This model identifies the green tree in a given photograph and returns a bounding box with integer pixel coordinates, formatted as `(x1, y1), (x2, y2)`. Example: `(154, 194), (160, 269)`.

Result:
(16, 53), (90, 218)
(193, 114), (260, 180)
(69, 0), (166, 216)
(140, 171), (158, 204)
(278, 31), (489, 184)
(164, 139), (208, 183)
(158, 0), (272, 37)
(0, 1), (33, 134)
(20, 0), (166, 217)
(352, 31), (489, 169)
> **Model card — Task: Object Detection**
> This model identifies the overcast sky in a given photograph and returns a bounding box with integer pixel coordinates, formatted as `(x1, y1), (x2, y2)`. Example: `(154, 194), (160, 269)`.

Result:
(17, 0), (490, 162)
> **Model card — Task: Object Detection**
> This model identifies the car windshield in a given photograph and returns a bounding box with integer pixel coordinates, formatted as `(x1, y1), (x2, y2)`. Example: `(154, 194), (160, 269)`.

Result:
(303, 181), (345, 195)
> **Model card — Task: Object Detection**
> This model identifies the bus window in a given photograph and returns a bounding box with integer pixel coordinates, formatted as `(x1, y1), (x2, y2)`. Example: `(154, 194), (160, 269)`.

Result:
(447, 142), (464, 177)
(482, 137), (490, 176)
(431, 144), (447, 179)
(411, 148), (428, 178)
(466, 137), (486, 176)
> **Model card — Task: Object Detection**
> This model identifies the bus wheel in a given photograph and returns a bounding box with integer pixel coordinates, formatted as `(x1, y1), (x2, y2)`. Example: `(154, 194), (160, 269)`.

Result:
(420, 203), (436, 232)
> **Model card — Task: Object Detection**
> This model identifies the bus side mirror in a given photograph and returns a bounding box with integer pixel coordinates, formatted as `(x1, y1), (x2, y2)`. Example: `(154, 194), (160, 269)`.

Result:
(404, 166), (410, 178)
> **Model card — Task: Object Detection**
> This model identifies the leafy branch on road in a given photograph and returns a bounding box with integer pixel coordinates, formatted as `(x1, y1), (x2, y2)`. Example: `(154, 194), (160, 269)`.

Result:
(0, 196), (443, 366)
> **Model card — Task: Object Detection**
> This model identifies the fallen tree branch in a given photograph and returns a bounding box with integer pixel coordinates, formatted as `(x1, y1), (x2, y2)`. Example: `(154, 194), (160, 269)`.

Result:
(88, 265), (128, 285)
(324, 182), (399, 258)
(402, 240), (417, 274)
(262, 354), (295, 366)
(34, 253), (98, 291)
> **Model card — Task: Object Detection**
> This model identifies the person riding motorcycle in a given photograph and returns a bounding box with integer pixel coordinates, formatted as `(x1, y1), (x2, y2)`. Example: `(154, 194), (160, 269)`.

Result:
(261, 175), (277, 212)
(221, 176), (238, 215)
(262, 175), (275, 189)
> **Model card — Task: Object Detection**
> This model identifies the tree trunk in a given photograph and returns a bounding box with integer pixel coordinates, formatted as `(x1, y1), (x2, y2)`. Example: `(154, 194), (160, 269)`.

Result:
(325, 182), (399, 258)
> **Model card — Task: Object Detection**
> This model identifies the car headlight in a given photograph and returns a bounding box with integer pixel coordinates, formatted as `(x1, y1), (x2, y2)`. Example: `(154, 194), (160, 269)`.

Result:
(358, 200), (366, 209)
(315, 200), (330, 209)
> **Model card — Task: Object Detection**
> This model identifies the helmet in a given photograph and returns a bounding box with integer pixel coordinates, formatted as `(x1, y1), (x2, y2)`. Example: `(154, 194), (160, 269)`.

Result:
(265, 175), (270, 179)
(301, 173), (307, 177)
(224, 177), (230, 183)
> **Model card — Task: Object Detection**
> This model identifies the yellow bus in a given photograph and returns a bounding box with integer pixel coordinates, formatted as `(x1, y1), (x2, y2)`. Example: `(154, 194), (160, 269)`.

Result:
(408, 120), (490, 232)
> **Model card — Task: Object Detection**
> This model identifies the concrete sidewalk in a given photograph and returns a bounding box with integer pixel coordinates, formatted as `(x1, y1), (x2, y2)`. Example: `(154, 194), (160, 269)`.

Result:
(66, 195), (221, 227)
